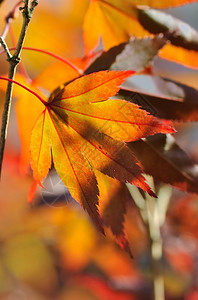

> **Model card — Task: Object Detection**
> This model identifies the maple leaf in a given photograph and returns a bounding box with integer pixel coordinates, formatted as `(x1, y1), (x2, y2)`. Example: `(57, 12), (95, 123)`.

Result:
(30, 70), (174, 231)
(83, 0), (197, 54)
(83, 0), (148, 54)
(0, 54), (92, 173)
(129, 135), (198, 194)
(110, 35), (167, 72)
(16, 77), (44, 173)
(138, 7), (198, 52)
(96, 170), (132, 256)
(160, 44), (198, 68)
(120, 77), (198, 122)
(33, 54), (98, 92)
(85, 35), (167, 74)
(138, 7), (198, 68)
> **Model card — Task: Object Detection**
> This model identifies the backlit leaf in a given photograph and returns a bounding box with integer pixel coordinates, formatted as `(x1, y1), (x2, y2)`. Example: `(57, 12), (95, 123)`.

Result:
(34, 55), (98, 92)
(83, 0), (197, 54)
(128, 135), (198, 193)
(120, 76), (198, 122)
(16, 79), (44, 173)
(85, 35), (167, 74)
(30, 71), (174, 230)
(138, 7), (198, 52)
(96, 171), (132, 255)
(0, 57), (87, 173)
(33, 61), (80, 93)
(85, 44), (126, 74)
(83, 0), (148, 54)
(137, 7), (198, 67)
(160, 44), (198, 68)
(110, 35), (167, 72)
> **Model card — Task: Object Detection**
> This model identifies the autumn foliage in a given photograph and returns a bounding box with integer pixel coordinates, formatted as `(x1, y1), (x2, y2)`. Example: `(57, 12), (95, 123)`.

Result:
(1, 0), (198, 299)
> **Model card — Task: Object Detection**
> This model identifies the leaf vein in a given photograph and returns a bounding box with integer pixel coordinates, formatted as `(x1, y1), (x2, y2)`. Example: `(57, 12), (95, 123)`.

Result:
(47, 109), (99, 218)
(52, 71), (130, 102)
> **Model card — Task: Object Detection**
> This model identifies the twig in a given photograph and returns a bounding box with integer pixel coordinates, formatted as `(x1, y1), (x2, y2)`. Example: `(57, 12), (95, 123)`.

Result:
(0, 0), (39, 176)
(8, 25), (33, 84)
(0, 37), (12, 59)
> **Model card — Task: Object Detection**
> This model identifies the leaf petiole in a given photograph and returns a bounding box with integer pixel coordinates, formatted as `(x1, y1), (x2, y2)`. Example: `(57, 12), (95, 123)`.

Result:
(0, 47), (83, 75)
(0, 76), (47, 105)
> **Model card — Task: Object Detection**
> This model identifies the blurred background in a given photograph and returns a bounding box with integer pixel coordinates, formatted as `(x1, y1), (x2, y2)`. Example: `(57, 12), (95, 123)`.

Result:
(0, 1), (198, 299)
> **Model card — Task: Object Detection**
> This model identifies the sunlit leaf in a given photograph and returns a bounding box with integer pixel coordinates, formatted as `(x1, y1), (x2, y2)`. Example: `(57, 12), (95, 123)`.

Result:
(137, 7), (198, 67)
(160, 44), (198, 68)
(85, 35), (167, 74)
(138, 7), (198, 51)
(10, 1), (89, 73)
(111, 35), (167, 71)
(83, 0), (148, 54)
(33, 61), (80, 93)
(34, 55), (98, 92)
(96, 171), (132, 255)
(120, 76), (198, 121)
(83, 0), (197, 54)
(30, 71), (174, 230)
(0, 57), (88, 173)
(129, 134), (198, 193)
(16, 79), (44, 173)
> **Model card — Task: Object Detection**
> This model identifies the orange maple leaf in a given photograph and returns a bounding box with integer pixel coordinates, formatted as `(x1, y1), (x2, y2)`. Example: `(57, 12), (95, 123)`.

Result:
(96, 170), (132, 255)
(160, 44), (198, 69)
(83, 0), (198, 67)
(30, 70), (174, 231)
(0, 54), (91, 173)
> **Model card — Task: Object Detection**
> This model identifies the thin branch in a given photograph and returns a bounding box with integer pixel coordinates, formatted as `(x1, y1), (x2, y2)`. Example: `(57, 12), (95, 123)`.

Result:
(8, 25), (33, 84)
(0, 0), (39, 177)
(30, 0), (39, 13)
(0, 37), (12, 60)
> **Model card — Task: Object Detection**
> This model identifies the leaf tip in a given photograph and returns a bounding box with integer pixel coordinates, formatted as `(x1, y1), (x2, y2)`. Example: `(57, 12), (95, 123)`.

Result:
(147, 188), (157, 198)
(95, 212), (106, 235)
(161, 120), (176, 134)
(120, 70), (136, 78)
(116, 235), (133, 258)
